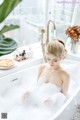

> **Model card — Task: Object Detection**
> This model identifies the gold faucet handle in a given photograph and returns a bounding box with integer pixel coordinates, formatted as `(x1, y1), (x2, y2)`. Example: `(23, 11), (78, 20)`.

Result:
(41, 28), (45, 33)
(41, 28), (45, 45)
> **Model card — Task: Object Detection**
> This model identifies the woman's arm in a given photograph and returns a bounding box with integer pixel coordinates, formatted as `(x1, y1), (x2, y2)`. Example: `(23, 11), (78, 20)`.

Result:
(61, 71), (70, 96)
(37, 64), (45, 81)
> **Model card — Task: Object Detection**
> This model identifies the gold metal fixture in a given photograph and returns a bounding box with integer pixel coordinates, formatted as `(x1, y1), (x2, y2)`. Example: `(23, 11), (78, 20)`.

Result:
(41, 28), (46, 61)
(46, 20), (56, 45)
(40, 20), (56, 62)
(41, 29), (45, 45)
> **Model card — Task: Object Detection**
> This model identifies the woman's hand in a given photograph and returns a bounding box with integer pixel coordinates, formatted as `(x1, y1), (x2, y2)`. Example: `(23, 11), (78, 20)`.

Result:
(22, 92), (31, 102)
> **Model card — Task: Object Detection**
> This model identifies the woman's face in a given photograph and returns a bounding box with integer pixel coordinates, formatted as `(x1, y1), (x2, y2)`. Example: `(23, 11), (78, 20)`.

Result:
(46, 53), (61, 67)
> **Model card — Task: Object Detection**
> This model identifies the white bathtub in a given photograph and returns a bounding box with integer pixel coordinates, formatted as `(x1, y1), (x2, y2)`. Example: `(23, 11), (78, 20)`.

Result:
(0, 59), (80, 120)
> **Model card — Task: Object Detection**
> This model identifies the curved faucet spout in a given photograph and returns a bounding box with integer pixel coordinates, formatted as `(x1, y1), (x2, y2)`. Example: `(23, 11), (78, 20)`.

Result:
(40, 20), (56, 62)
(46, 20), (56, 45)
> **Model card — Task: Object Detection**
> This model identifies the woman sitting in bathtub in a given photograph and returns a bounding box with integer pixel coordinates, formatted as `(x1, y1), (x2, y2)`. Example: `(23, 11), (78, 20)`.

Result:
(22, 40), (70, 108)
(38, 40), (69, 95)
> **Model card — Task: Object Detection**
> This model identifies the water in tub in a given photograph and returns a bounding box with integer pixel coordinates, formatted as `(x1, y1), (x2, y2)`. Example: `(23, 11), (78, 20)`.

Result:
(0, 60), (80, 120)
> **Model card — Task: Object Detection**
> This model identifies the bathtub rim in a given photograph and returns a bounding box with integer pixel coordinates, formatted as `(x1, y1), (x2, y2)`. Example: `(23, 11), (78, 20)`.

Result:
(0, 59), (80, 120)
(50, 85), (80, 120)
(17, 59), (80, 120)
(49, 59), (80, 120)
(0, 59), (79, 79)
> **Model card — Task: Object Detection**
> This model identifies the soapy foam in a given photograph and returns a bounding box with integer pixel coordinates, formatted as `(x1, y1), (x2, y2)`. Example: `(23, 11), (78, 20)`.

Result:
(0, 82), (66, 120)
(0, 62), (80, 120)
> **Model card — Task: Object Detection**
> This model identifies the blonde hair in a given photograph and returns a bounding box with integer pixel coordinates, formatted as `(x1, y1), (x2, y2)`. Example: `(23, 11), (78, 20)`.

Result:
(46, 40), (66, 58)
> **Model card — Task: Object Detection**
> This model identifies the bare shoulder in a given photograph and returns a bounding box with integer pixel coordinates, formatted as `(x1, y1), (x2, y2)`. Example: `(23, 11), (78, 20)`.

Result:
(59, 69), (70, 80)
(38, 63), (47, 72)
(37, 63), (47, 80)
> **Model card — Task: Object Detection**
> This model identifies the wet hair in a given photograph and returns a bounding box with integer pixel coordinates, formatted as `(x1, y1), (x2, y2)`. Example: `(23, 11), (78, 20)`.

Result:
(46, 40), (67, 58)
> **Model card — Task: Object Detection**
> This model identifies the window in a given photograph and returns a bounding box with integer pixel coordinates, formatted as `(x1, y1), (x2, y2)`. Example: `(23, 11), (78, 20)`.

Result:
(48, 0), (76, 41)
(3, 0), (45, 46)
(3, 0), (78, 46)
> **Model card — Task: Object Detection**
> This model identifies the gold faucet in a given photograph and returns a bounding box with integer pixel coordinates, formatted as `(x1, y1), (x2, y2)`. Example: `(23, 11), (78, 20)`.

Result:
(40, 20), (56, 62)
(41, 28), (46, 61)
(46, 20), (56, 45)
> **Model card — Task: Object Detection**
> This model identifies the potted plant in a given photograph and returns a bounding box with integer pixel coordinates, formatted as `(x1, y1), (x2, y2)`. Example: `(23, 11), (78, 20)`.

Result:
(66, 26), (80, 53)
(0, 0), (22, 56)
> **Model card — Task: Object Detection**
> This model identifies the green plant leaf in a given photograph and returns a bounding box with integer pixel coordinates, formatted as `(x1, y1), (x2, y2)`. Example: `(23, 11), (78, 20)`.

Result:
(0, 25), (20, 34)
(0, 0), (22, 23)
(0, 37), (17, 56)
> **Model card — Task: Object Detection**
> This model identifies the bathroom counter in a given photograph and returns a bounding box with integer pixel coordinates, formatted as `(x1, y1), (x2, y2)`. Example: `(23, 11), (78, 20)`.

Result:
(0, 57), (43, 78)
(0, 44), (43, 78)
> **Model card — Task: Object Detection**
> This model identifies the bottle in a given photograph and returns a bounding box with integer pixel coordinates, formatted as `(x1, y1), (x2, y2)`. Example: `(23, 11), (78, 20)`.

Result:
(19, 54), (22, 61)
(29, 46), (33, 58)
(22, 50), (26, 60)
(15, 55), (18, 61)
